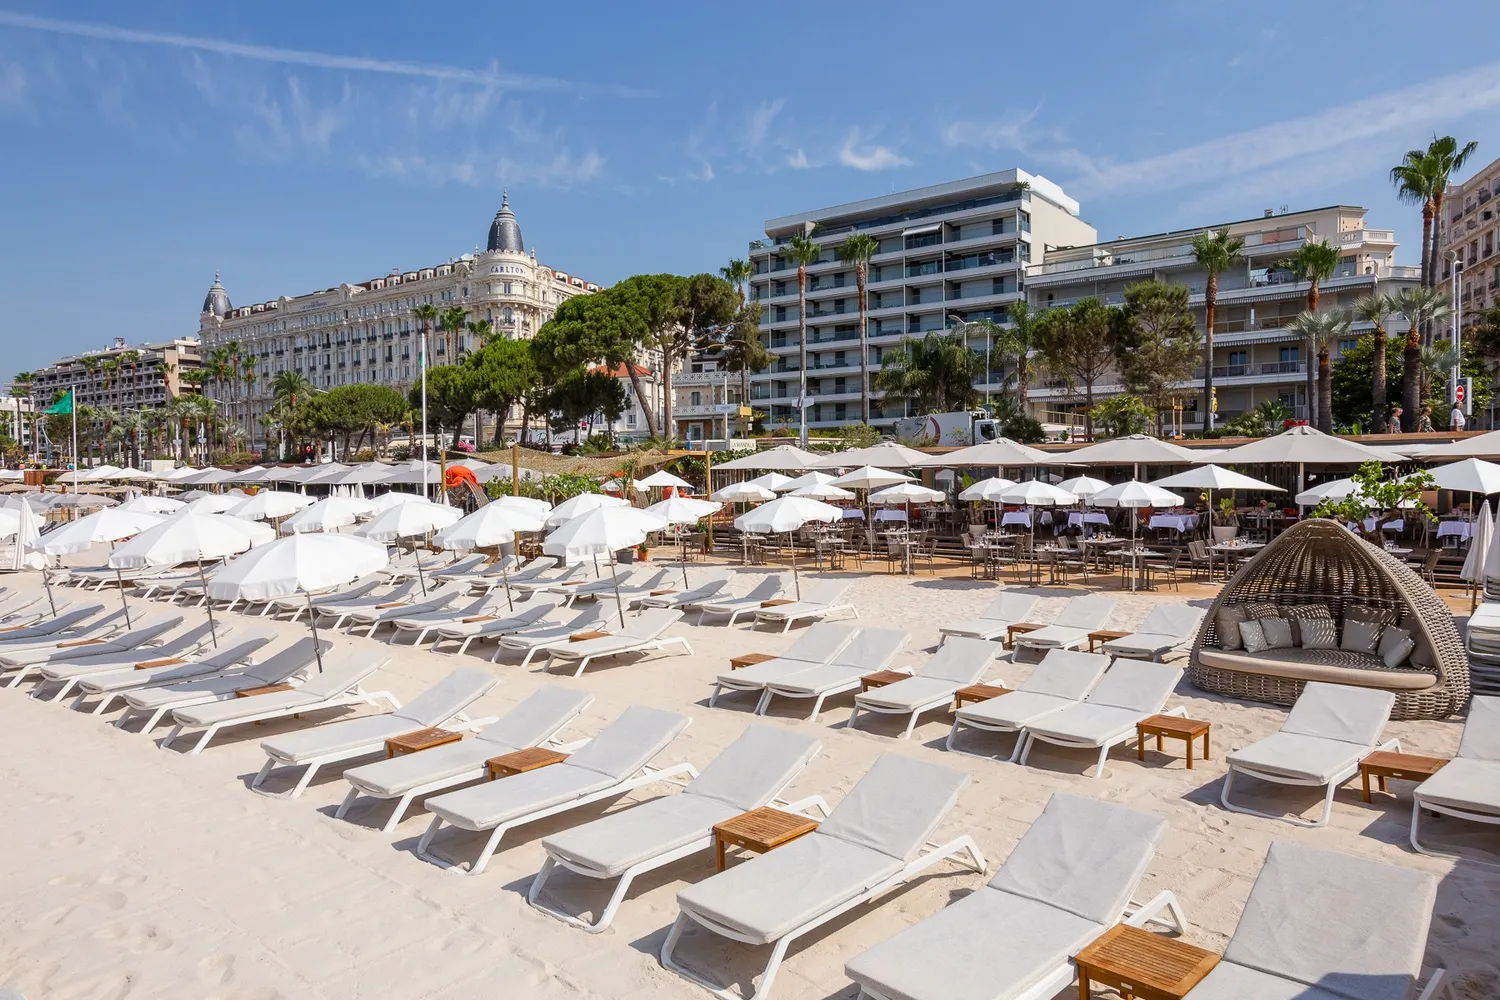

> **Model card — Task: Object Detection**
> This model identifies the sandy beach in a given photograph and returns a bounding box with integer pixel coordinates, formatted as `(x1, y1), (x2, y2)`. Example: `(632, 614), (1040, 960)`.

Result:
(2, 563), (1498, 999)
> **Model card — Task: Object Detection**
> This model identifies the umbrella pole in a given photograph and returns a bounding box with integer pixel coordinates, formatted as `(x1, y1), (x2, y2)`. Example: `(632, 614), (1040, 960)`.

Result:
(790, 530), (800, 600)
(197, 562), (218, 647)
(304, 592), (325, 673)
(41, 566), (57, 616)
(610, 553), (626, 629)
(1131, 509), (1138, 594)
(415, 540), (428, 596)
(113, 569), (132, 628)
(501, 563), (514, 612)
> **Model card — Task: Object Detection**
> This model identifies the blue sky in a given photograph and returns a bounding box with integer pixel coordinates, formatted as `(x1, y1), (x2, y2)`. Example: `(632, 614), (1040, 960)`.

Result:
(4, 1), (1500, 374)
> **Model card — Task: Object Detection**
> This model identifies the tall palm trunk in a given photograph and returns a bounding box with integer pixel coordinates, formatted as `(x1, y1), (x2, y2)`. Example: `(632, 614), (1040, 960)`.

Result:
(797, 262), (808, 444)
(1317, 347), (1333, 433)
(1371, 321), (1388, 430)
(1402, 330), (1423, 430)
(1304, 282), (1320, 423)
(1425, 197), (1442, 289)
(1203, 273), (1218, 431)
(856, 261), (869, 424)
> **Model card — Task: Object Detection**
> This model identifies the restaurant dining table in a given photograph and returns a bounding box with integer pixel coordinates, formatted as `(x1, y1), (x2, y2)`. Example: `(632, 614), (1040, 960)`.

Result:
(1111, 547), (1154, 591)
(1437, 520), (1474, 544)
(1148, 512), (1199, 534)
(1208, 540), (1266, 580)
(1000, 510), (1033, 529)
(1067, 511), (1112, 532)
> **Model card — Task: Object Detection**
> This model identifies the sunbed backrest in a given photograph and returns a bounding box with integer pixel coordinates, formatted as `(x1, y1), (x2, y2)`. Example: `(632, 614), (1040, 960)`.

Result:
(1084, 660), (1182, 713)
(1281, 682), (1394, 746)
(1458, 696), (1500, 761)
(618, 608), (682, 640)
(795, 578), (850, 607)
(480, 687), (593, 749)
(740, 576), (784, 602)
(818, 754), (967, 861)
(688, 725), (820, 812)
(989, 792), (1166, 925)
(294, 651), (388, 698)
(784, 623), (860, 664)
(831, 628), (907, 671)
(198, 630), (273, 668)
(565, 705), (690, 780)
(244, 638), (325, 683)
(564, 603), (608, 629)
(1222, 842), (1436, 1000)
(395, 668), (496, 727)
(1052, 596), (1116, 630)
(980, 593), (1039, 623)
(1135, 605), (1204, 637)
(918, 636), (996, 683)
(1021, 650), (1111, 700)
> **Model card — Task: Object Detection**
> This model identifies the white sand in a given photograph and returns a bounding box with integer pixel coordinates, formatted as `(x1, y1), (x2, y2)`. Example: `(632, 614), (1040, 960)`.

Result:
(2, 565), (1498, 999)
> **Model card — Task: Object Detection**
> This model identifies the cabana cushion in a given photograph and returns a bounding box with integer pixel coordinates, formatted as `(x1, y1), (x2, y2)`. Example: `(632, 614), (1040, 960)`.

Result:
(1196, 647), (1437, 691)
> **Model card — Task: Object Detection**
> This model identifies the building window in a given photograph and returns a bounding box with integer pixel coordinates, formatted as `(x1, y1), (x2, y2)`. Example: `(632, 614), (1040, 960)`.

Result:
(1279, 346), (1300, 363)
(1338, 339), (1359, 354)
(1228, 350), (1247, 367)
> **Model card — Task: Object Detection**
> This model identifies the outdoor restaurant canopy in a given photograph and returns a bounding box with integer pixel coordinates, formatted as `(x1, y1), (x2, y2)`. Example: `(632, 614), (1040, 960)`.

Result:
(711, 444), (820, 471)
(808, 441), (929, 470)
(914, 438), (1047, 468)
(1058, 434), (1198, 467)
(1150, 465), (1283, 493)
(1212, 425), (1389, 466)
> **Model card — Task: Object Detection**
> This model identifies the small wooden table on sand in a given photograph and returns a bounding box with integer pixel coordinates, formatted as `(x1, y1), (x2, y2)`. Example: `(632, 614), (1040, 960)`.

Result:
(713, 807), (819, 872)
(385, 727), (463, 758)
(1088, 629), (1131, 653)
(1137, 714), (1211, 769)
(487, 747), (568, 779)
(952, 683), (1012, 710)
(570, 630), (610, 642)
(1360, 750), (1448, 802)
(1006, 622), (1044, 647)
(860, 669), (910, 691)
(236, 683), (294, 698)
(729, 652), (778, 670)
(1073, 923), (1219, 1000)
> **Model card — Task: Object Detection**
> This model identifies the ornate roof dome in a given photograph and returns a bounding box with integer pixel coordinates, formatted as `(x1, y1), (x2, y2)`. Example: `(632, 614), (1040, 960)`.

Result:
(485, 191), (524, 253)
(202, 272), (231, 318)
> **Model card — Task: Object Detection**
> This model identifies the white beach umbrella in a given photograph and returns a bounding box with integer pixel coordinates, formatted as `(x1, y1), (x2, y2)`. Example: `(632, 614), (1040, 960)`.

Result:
(1091, 481), (1184, 592)
(646, 495), (724, 587)
(49, 493), (118, 510)
(492, 495), (552, 518)
(1294, 477), (1358, 506)
(381, 460), (443, 486)
(780, 471), (837, 493)
(1150, 464), (1282, 492)
(1412, 428), (1500, 459)
(110, 467), (160, 482)
(958, 476), (1017, 501)
(868, 483), (946, 505)
(184, 468), (238, 486)
(431, 502), (546, 608)
(545, 491), (630, 527)
(226, 465), (269, 484)
(809, 441), (929, 471)
(367, 490), (426, 513)
(789, 483), (856, 501)
(282, 495), (378, 534)
(1215, 425), (1389, 504)
(32, 507), (164, 624)
(829, 466), (914, 490)
(182, 494), (243, 514)
(637, 469), (694, 491)
(2, 496), (48, 605)
(358, 498), (462, 543)
(1429, 457), (1500, 495)
(0, 506), (17, 540)
(227, 491), (316, 522)
(118, 495), (186, 514)
(544, 506), (670, 625)
(747, 472), (795, 492)
(712, 444), (820, 471)
(1461, 501), (1493, 609)
(601, 477), (643, 494)
(711, 482), (776, 502)
(329, 463), (397, 486)
(299, 463), (353, 488)
(1057, 475), (1112, 499)
(997, 480), (1078, 585)
(733, 495), (841, 599)
(81, 465), (125, 482)
(1060, 434), (1196, 468)
(261, 465), (312, 484)
(206, 533), (390, 670)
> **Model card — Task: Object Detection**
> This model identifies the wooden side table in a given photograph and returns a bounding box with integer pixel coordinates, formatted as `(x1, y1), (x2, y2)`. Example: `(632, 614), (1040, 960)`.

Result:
(1137, 715), (1211, 769)
(760, 599), (795, 608)
(860, 669), (910, 691)
(953, 683), (1012, 710)
(713, 807), (819, 872)
(487, 747), (569, 779)
(385, 727), (463, 758)
(1089, 629), (1132, 653)
(1360, 751), (1448, 802)
(1073, 924), (1219, 1000)
(570, 630), (610, 642)
(134, 656), (188, 670)
(1006, 622), (1044, 647)
(236, 683), (294, 698)
(730, 652), (778, 670)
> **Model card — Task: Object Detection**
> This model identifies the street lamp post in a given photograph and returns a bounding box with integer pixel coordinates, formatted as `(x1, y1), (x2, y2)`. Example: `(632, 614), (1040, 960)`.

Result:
(1446, 250), (1464, 415)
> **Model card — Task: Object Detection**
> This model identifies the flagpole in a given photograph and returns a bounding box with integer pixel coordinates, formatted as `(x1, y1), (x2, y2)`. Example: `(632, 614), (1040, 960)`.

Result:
(69, 386), (77, 495)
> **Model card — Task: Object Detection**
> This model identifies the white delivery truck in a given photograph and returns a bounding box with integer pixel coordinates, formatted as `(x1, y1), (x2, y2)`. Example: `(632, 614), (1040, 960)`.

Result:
(890, 411), (1000, 447)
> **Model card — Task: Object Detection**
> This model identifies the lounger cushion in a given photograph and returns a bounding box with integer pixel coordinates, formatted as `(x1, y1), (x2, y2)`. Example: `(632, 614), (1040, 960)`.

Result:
(856, 676), (962, 710)
(172, 688), (323, 725)
(564, 706), (690, 781)
(1195, 647), (1437, 690)
(716, 656), (820, 688)
(675, 833), (899, 944)
(392, 669), (495, 728)
(1186, 961), (1345, 1000)
(817, 755), (968, 860)
(543, 793), (738, 877)
(686, 725), (819, 812)
(1085, 661), (1183, 713)
(261, 714), (417, 762)
(955, 691), (1073, 729)
(756, 600), (838, 620)
(546, 634), (645, 658)
(343, 739), (504, 797)
(765, 664), (865, 696)
(1412, 758), (1500, 813)
(124, 673), (258, 709)
(1024, 704), (1146, 745)
(1228, 733), (1370, 783)
(939, 619), (1008, 639)
(916, 636), (996, 684)
(1282, 683), (1394, 746)
(1458, 697), (1500, 761)
(424, 764), (613, 830)
(1102, 632), (1182, 658)
(1222, 842), (1435, 1000)
(480, 687), (593, 750)
(1133, 605), (1203, 638)
(845, 886), (1100, 1000)
(1020, 651), (1111, 700)
(1013, 626), (1086, 649)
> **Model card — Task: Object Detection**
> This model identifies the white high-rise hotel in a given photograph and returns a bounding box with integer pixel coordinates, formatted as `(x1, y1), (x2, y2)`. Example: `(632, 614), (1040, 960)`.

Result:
(197, 196), (598, 449)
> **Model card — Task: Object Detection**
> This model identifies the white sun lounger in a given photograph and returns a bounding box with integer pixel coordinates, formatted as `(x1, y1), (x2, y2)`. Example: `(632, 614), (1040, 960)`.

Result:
(1101, 605), (1205, 661)
(848, 636), (1000, 739)
(113, 637), (328, 733)
(341, 581), (472, 636)
(541, 608), (693, 678)
(757, 628), (909, 720)
(0, 593), (43, 622)
(709, 622), (860, 707)
(159, 650), (392, 755)
(387, 593), (509, 646)
(660, 753), (985, 1000)
(492, 603), (612, 666)
(429, 553), (491, 581)
(427, 595), (564, 655)
(0, 604), (107, 647)
(337, 686), (594, 832)
(693, 575), (785, 626)
(1222, 682), (1397, 827)
(1017, 659), (1185, 778)
(263, 577), (386, 619)
(530, 725), (824, 932)
(2, 613), (181, 687)
(939, 593), (1042, 642)
(1011, 595), (1116, 654)
(1411, 695), (1500, 860)
(252, 668), (497, 798)
(33, 619), (223, 702)
(638, 575), (731, 610)
(1184, 841), (1445, 1000)
(70, 630), (274, 715)
(946, 649), (1111, 760)
(549, 567), (659, 604)
(417, 705), (694, 875)
(846, 792), (1186, 1000)
(509, 562), (589, 593)
(753, 578), (857, 632)
(312, 580), (422, 630)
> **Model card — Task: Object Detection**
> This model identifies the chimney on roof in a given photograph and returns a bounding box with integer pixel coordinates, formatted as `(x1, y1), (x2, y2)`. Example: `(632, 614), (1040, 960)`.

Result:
(1264, 209), (1275, 217)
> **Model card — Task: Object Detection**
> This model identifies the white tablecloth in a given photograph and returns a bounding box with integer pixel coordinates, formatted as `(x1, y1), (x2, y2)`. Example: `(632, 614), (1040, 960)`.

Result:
(1360, 518), (1404, 533)
(841, 508), (865, 520)
(1437, 520), (1474, 541)
(1149, 513), (1199, 532)
(1067, 512), (1111, 529)
(1001, 510), (1033, 528)
(874, 509), (908, 523)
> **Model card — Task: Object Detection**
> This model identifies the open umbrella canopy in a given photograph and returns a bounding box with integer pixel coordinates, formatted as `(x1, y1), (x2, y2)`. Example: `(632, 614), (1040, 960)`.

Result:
(48, 493), (118, 509)
(432, 502), (545, 552)
(80, 465), (125, 482)
(545, 491), (630, 527)
(381, 460), (442, 485)
(226, 465), (269, 484)
(1213, 425), (1389, 465)
(645, 495), (722, 524)
(868, 482), (946, 505)
(1412, 428), (1500, 460)
(182, 494), (243, 514)
(711, 481), (776, 502)
(328, 463), (397, 485)
(789, 483), (856, 501)
(205, 533), (390, 603)
(601, 477), (645, 494)
(712, 444), (820, 471)
(1057, 475), (1112, 498)
(637, 469), (694, 490)
(1150, 464), (1283, 492)
(958, 476), (1017, 501)
(1293, 477), (1418, 508)
(1091, 480), (1184, 509)
(160, 466), (201, 482)
(1059, 434), (1197, 466)
(779, 471), (837, 493)
(117, 495), (186, 515)
(1429, 457), (1500, 494)
(227, 491), (316, 521)
(260, 465), (313, 484)
(32, 508), (165, 556)
(282, 495), (378, 533)
(367, 490), (426, 513)
(358, 498), (462, 542)
(109, 467), (160, 482)
(916, 438), (1047, 467)
(733, 495), (842, 533)
(182, 468), (238, 486)
(298, 462), (353, 487)
(491, 495), (552, 518)
(108, 511), (275, 569)
(829, 466), (914, 490)
(746, 472), (795, 492)
(543, 506), (668, 561)
(997, 481), (1078, 506)
(808, 441), (929, 471)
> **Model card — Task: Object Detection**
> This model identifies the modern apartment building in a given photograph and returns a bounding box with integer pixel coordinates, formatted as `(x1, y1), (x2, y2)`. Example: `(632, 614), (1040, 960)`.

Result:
(745, 169), (1095, 431)
(1438, 155), (1500, 314)
(197, 195), (599, 449)
(1025, 205), (1420, 432)
(27, 336), (202, 414)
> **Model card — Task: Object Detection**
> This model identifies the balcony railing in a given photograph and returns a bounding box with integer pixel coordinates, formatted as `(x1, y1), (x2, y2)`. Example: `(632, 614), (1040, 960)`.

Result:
(1209, 360), (1306, 378)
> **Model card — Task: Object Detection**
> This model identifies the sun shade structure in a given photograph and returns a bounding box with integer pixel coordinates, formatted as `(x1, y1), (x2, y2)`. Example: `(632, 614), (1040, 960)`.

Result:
(431, 502), (546, 610)
(868, 483), (946, 505)
(545, 492), (629, 527)
(829, 466), (914, 490)
(734, 495), (842, 600)
(282, 495), (377, 533)
(544, 506), (670, 626)
(746, 472), (795, 492)
(1429, 457), (1500, 494)
(915, 438), (1047, 467)
(808, 440), (930, 470)
(118, 495), (185, 514)
(31, 507), (166, 626)
(491, 495), (552, 518)
(1056, 475), (1111, 498)
(358, 498), (462, 543)
(958, 476), (1016, 501)
(227, 491), (316, 521)
(1092, 481), (1183, 593)
(789, 483), (855, 501)
(711, 444), (820, 471)
(1214, 424), (1389, 465)
(779, 471), (837, 493)
(1412, 427), (1500, 459)
(711, 482), (776, 502)
(1060, 433), (1197, 466)
(1150, 464), (1282, 492)
(636, 469), (694, 490)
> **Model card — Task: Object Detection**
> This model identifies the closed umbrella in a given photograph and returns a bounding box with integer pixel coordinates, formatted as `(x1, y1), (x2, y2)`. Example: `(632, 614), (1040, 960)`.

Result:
(1092, 481), (1184, 593)
(282, 495), (378, 534)
(733, 495), (841, 599)
(997, 481), (1078, 585)
(431, 502), (547, 609)
(545, 492), (629, 527)
(206, 533), (389, 671)
(358, 498), (462, 595)
(1461, 501), (1493, 610)
(544, 506), (669, 625)
(3, 497), (49, 609)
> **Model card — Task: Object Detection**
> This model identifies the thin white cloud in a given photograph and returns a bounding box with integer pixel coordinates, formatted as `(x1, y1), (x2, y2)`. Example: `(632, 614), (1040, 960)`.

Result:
(0, 9), (651, 97)
(0, 60), (25, 109)
(838, 128), (910, 171)
(742, 98), (783, 153)
(786, 148), (810, 169)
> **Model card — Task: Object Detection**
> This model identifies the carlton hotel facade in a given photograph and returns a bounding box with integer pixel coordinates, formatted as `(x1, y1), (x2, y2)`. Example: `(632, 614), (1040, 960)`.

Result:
(197, 195), (598, 450)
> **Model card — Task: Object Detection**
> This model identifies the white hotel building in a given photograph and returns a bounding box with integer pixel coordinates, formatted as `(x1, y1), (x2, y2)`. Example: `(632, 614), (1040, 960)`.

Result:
(745, 170), (1096, 431)
(197, 196), (598, 450)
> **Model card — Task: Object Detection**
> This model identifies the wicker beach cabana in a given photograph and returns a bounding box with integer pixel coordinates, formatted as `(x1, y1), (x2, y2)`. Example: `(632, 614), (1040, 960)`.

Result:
(1190, 519), (1468, 719)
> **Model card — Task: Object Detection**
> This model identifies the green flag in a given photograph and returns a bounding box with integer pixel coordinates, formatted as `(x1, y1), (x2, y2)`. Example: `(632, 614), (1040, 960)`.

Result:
(43, 390), (73, 415)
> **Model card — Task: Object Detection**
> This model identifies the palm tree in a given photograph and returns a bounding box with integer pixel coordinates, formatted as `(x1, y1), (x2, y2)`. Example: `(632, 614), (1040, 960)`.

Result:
(836, 233), (881, 424)
(114, 410), (144, 467)
(872, 330), (984, 415)
(439, 305), (467, 361)
(783, 232), (822, 445)
(721, 302), (772, 433)
(1394, 286), (1453, 429)
(1420, 342), (1463, 409)
(1355, 292), (1397, 431)
(720, 258), (753, 307)
(466, 318), (495, 347)
(100, 358), (117, 393)
(1192, 227), (1246, 431)
(1285, 311), (1350, 433)
(1424, 135), (1480, 288)
(1280, 239), (1341, 425)
(1392, 148), (1442, 291)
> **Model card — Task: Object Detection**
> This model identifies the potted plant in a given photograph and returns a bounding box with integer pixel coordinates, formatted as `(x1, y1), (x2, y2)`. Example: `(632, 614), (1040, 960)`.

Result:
(1211, 496), (1239, 543)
